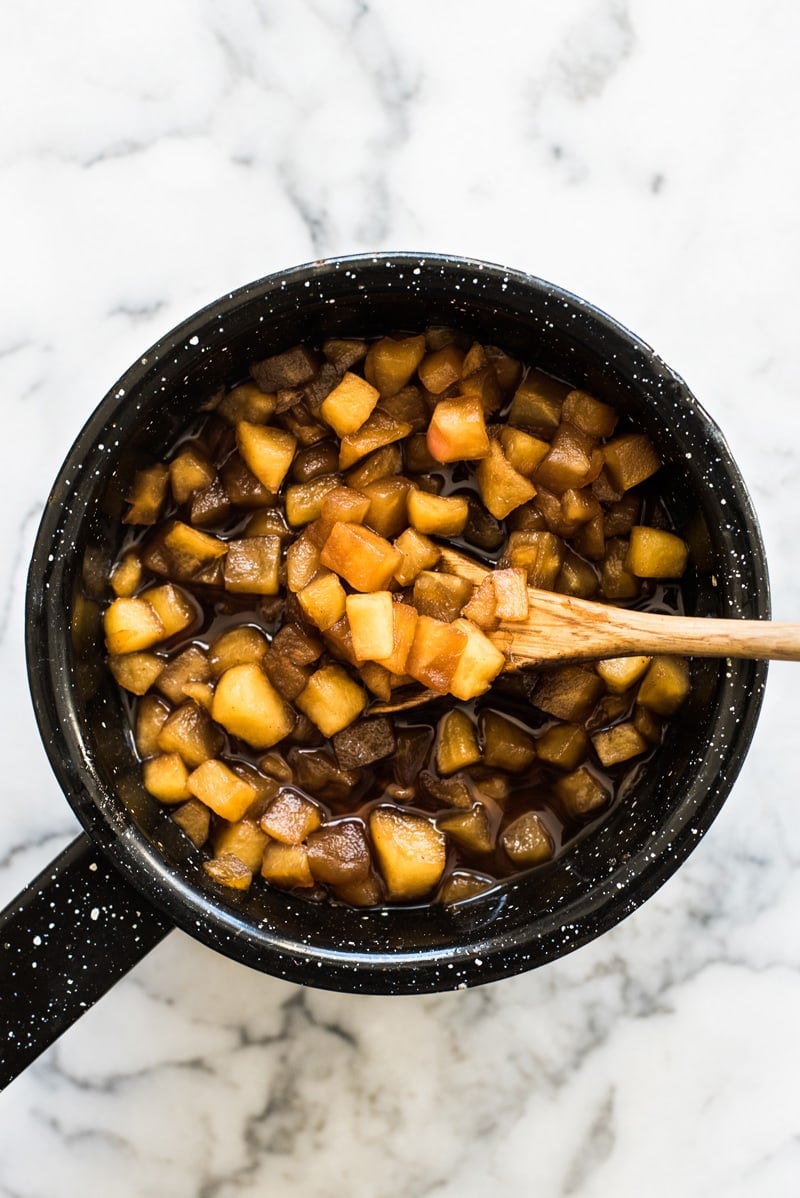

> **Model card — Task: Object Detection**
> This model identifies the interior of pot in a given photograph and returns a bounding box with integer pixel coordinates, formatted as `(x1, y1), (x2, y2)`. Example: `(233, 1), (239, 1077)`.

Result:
(27, 254), (769, 993)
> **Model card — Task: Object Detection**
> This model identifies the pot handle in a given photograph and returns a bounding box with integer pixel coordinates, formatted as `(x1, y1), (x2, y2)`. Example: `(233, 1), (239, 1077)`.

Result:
(0, 832), (172, 1088)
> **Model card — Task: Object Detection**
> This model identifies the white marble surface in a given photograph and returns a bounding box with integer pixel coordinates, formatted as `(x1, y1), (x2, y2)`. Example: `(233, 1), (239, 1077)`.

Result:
(1, 1), (800, 1192)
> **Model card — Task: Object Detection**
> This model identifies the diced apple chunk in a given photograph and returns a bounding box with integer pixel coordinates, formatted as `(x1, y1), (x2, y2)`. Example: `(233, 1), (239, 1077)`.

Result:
(223, 536), (281, 594)
(603, 433), (661, 491)
(491, 567), (529, 621)
(338, 411), (411, 469)
(369, 807), (446, 900)
(393, 527), (440, 586)
(157, 701), (224, 767)
(406, 616), (468, 694)
(236, 421), (297, 492)
(482, 710), (536, 772)
(296, 664), (367, 736)
(501, 812), (553, 865)
(626, 526), (688, 578)
(439, 805), (494, 855)
(320, 522), (402, 592)
(436, 710), (481, 775)
(427, 396), (491, 462)
(143, 753), (191, 804)
(203, 854), (253, 890)
(637, 656), (690, 715)
(108, 652), (164, 695)
(104, 597), (165, 655)
(260, 791), (322, 844)
(261, 841), (315, 889)
(364, 335), (426, 398)
(476, 441), (537, 519)
(499, 427), (550, 477)
(298, 572), (347, 631)
(110, 551), (143, 598)
(591, 723), (649, 767)
(212, 663), (295, 749)
(595, 656), (652, 693)
(320, 371), (380, 436)
(141, 583), (196, 639)
(346, 591), (395, 661)
(187, 758), (257, 821)
(212, 818), (270, 871)
(407, 490), (469, 537)
(306, 820), (372, 884)
(374, 602), (418, 675)
(448, 618), (506, 701)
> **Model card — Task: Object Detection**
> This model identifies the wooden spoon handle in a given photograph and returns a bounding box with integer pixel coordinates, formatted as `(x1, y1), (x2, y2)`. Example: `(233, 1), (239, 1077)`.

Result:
(439, 547), (794, 665)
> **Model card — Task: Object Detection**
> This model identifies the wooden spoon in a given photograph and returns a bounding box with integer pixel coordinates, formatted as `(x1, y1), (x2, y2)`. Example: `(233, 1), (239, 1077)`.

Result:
(438, 546), (798, 665)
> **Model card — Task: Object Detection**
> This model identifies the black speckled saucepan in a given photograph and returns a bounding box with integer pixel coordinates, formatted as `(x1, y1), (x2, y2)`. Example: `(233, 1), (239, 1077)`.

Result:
(0, 254), (769, 1088)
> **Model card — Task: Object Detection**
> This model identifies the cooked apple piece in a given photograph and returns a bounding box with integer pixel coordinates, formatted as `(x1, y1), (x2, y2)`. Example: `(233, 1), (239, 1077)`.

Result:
(418, 344), (464, 393)
(297, 571), (347, 631)
(287, 746), (360, 801)
(359, 476), (413, 538)
(556, 550), (599, 599)
(203, 853), (253, 890)
(110, 551), (143, 598)
(533, 666), (604, 722)
(476, 441), (537, 520)
(322, 615), (359, 667)
(320, 522), (403, 592)
(591, 722), (649, 767)
(182, 681), (214, 710)
(346, 591), (395, 661)
(413, 572), (474, 622)
(626, 526), (689, 578)
(108, 652), (164, 695)
(104, 597), (165, 655)
(251, 344), (318, 392)
(359, 661), (393, 701)
(562, 389), (618, 438)
(462, 498), (504, 553)
(332, 716), (396, 769)
(339, 411), (412, 469)
(393, 527), (440, 586)
(508, 370), (567, 436)
(155, 645), (211, 704)
(260, 649), (311, 702)
(306, 819), (372, 885)
(143, 753), (191, 804)
(136, 694), (171, 758)
(364, 334), (426, 398)
(459, 363), (503, 415)
(271, 623), (323, 666)
(436, 709), (481, 775)
(223, 536), (281, 595)
(157, 700), (224, 768)
(449, 618), (506, 701)
(633, 703), (665, 744)
(275, 398), (329, 448)
(220, 453), (275, 509)
(596, 656), (652, 694)
(484, 344), (521, 393)
(374, 602), (418, 674)
(600, 537), (640, 600)
(573, 511), (606, 561)
(333, 870), (383, 907)
(213, 818), (270, 871)
(534, 422), (601, 495)
(286, 531), (322, 591)
(219, 381), (277, 425)
(261, 841), (315, 889)
(491, 567), (529, 621)
(124, 464), (169, 525)
(186, 758), (256, 821)
(345, 442), (403, 490)
(285, 475), (341, 526)
(508, 531), (565, 590)
(377, 384), (429, 432)
(296, 664), (367, 736)
(212, 663), (295, 749)
(258, 751), (294, 785)
(320, 371), (380, 437)
(169, 447), (216, 504)
(370, 807), (447, 900)
(150, 521), (228, 583)
(560, 487), (601, 530)
(140, 583), (196, 640)
(637, 655), (690, 716)
(318, 485), (371, 540)
(439, 804), (494, 855)
(501, 812), (553, 865)
(439, 870), (495, 903)
(390, 726), (431, 789)
(482, 710), (536, 772)
(190, 477), (232, 527)
(460, 341), (488, 377)
(407, 490), (469, 537)
(603, 493), (641, 537)
(586, 693), (631, 733)
(427, 396), (491, 463)
(323, 337), (368, 371)
(209, 626), (269, 676)
(235, 421), (296, 492)
(171, 798), (211, 847)
(603, 433), (661, 491)
(405, 615), (467, 694)
(535, 723), (589, 771)
(259, 791), (322, 845)
(291, 441), (339, 484)
(555, 766), (611, 818)
(461, 577), (499, 630)
(499, 427), (550, 477)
